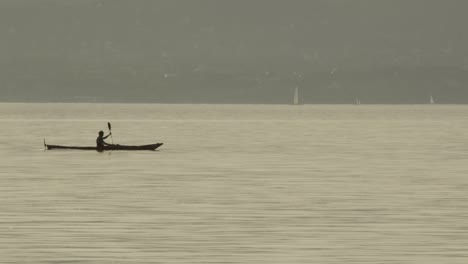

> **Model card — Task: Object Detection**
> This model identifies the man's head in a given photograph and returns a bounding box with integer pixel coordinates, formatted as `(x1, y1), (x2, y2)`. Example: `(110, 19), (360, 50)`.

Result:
(98, 131), (104, 136)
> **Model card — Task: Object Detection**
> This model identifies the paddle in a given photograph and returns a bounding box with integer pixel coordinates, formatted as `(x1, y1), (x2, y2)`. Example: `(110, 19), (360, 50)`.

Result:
(107, 122), (114, 144)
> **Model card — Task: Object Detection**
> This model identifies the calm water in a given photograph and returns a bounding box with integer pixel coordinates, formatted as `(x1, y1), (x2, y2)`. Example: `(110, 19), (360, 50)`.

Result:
(1, 103), (468, 263)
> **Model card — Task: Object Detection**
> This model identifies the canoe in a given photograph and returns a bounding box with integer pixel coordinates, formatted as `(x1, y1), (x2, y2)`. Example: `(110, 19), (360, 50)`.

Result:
(46, 143), (163, 151)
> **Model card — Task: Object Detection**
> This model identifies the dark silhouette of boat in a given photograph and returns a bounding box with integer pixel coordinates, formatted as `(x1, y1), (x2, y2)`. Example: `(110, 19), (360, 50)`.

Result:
(45, 122), (163, 151)
(45, 143), (163, 151)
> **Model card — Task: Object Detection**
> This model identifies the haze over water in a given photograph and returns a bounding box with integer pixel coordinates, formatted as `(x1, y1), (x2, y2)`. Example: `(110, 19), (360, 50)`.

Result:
(1, 103), (468, 263)
(2, 0), (468, 103)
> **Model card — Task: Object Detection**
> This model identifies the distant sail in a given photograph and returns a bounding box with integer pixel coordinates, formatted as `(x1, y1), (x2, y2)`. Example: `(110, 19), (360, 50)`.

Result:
(355, 98), (361, 105)
(430, 95), (435, 104)
(293, 87), (300, 105)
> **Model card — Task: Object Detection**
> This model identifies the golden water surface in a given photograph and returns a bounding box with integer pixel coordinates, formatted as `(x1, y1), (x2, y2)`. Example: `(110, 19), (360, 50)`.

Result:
(1, 103), (467, 263)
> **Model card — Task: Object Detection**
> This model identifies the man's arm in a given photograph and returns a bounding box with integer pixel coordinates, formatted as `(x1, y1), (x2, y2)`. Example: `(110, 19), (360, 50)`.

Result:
(102, 133), (112, 145)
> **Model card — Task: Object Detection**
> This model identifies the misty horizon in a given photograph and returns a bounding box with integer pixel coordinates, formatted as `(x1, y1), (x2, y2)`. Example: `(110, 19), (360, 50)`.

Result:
(1, 0), (468, 104)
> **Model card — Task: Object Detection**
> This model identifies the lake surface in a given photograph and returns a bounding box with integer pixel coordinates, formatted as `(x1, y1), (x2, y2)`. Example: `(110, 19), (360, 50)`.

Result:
(1, 103), (468, 263)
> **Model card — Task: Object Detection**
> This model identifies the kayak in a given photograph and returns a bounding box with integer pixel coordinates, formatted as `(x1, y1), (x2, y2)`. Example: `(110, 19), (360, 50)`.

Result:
(46, 143), (163, 151)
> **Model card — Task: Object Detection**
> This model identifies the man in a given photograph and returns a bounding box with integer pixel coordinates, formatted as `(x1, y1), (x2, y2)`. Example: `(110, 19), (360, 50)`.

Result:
(96, 130), (112, 149)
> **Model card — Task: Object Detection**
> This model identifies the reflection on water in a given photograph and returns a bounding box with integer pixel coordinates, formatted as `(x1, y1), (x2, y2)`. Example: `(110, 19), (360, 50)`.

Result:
(1, 103), (468, 263)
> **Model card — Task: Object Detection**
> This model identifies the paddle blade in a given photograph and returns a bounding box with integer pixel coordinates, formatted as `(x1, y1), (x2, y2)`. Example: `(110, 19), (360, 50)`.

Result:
(107, 122), (112, 131)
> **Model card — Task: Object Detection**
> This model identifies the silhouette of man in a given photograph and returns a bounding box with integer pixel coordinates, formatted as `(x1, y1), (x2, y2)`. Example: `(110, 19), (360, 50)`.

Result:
(96, 131), (112, 149)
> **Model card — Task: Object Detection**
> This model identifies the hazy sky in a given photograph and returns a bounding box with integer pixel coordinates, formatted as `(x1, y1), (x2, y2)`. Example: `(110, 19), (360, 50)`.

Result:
(1, 0), (468, 103)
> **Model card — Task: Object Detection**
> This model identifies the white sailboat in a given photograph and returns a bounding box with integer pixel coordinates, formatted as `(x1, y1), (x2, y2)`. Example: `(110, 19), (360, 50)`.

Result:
(293, 87), (300, 105)
(430, 95), (435, 104)
(355, 98), (361, 105)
